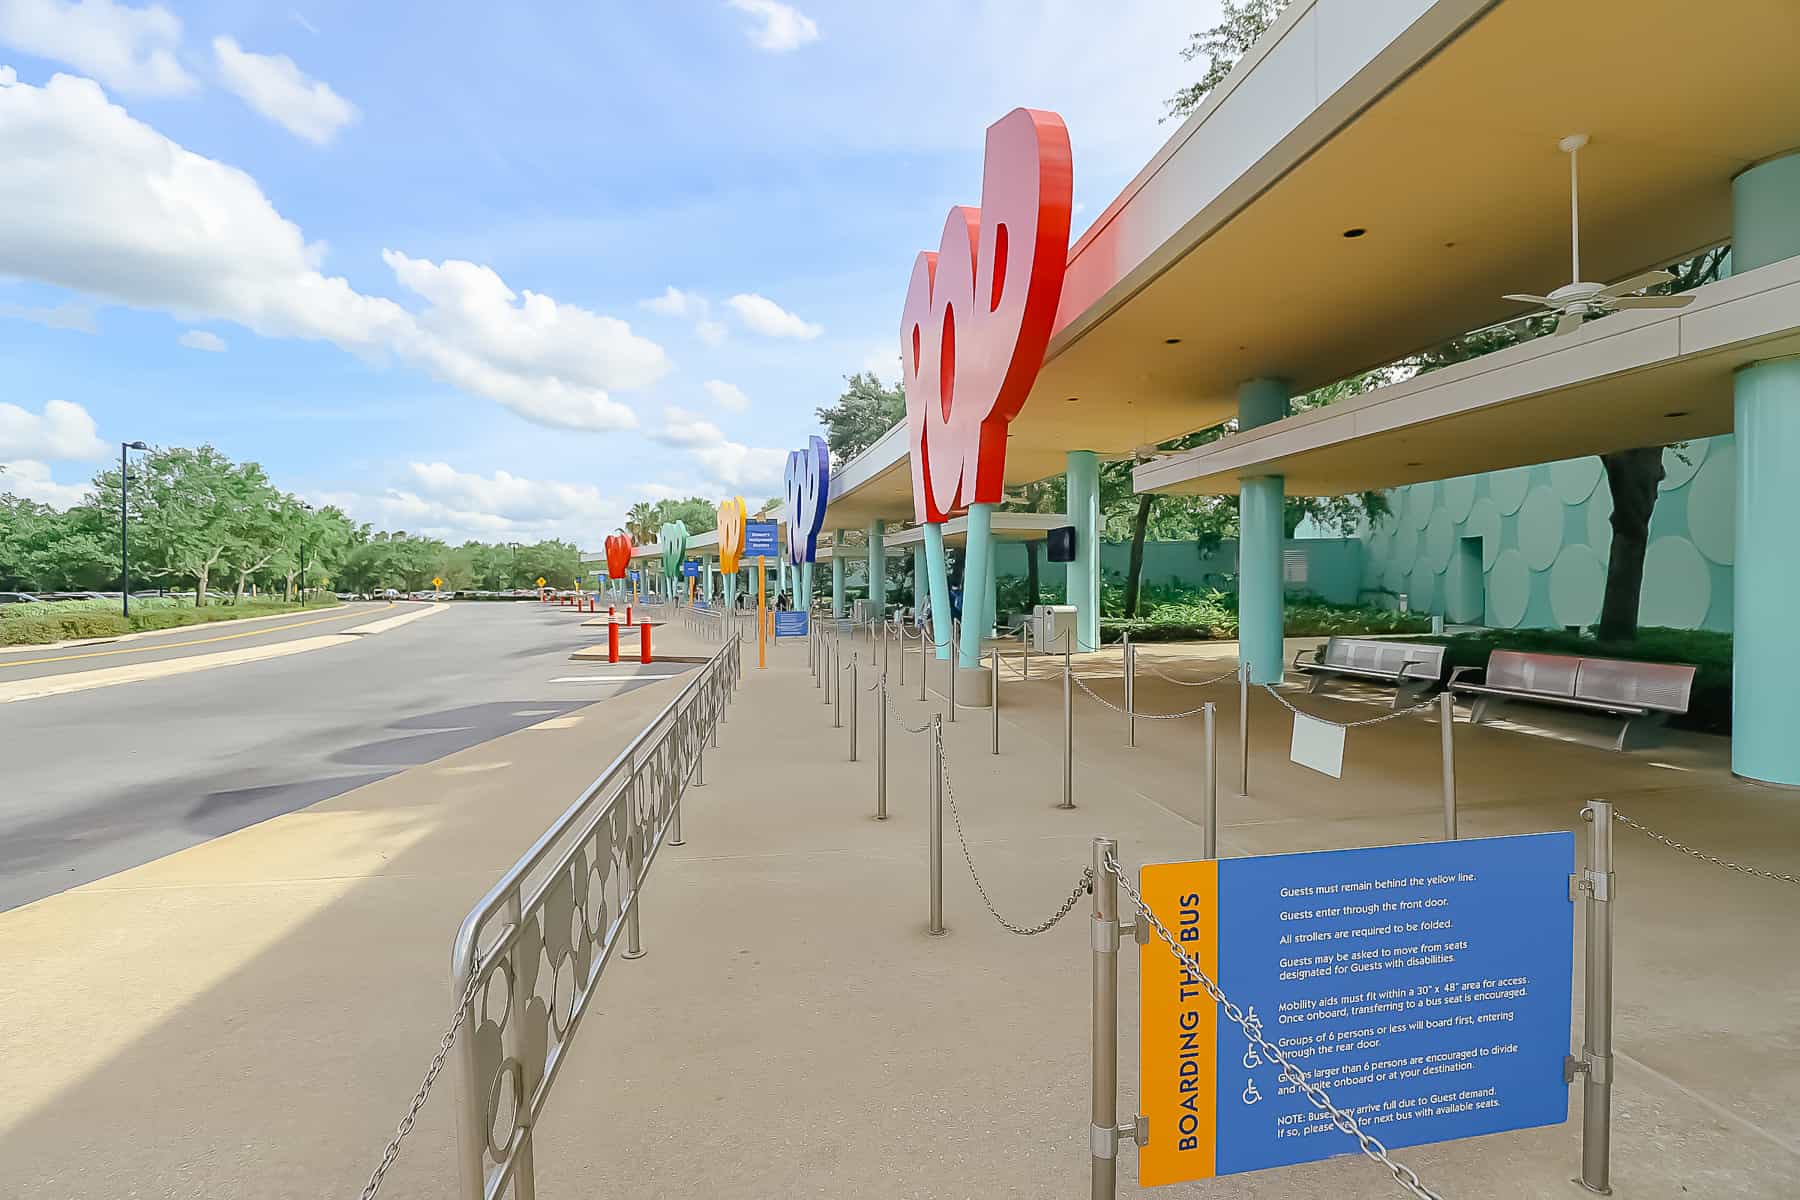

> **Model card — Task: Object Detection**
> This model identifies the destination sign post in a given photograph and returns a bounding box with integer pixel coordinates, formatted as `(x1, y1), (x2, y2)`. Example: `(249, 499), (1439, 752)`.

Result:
(1136, 833), (1573, 1187)
(745, 520), (778, 669)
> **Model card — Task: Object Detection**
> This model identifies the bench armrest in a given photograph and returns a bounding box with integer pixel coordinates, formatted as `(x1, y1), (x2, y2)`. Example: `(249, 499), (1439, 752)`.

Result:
(1447, 665), (1481, 687)
(1292, 646), (1323, 669)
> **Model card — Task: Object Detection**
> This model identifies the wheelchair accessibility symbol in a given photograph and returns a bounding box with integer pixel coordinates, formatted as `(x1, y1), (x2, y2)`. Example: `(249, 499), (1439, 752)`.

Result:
(1242, 1079), (1263, 1106)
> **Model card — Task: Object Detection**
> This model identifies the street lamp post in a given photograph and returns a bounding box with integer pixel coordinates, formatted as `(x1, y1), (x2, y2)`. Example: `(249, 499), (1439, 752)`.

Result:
(119, 441), (148, 618)
(299, 502), (314, 607)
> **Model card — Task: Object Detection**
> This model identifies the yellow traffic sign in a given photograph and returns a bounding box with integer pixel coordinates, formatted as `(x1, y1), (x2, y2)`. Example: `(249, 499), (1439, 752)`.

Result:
(432, 577), (443, 589)
(536, 576), (547, 587)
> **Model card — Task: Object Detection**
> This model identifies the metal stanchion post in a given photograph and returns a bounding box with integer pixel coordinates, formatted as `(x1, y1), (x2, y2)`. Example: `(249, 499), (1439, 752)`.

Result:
(833, 648), (843, 728)
(990, 648), (1000, 755)
(1573, 800), (1615, 1195)
(1440, 690), (1458, 840)
(920, 622), (928, 702)
(929, 716), (946, 935)
(849, 655), (859, 762)
(876, 678), (889, 820)
(1238, 661), (1250, 798)
(898, 626), (906, 688)
(948, 641), (957, 722)
(884, 621), (892, 676)
(1059, 633), (1075, 810)
(1125, 634), (1135, 749)
(1202, 702), (1217, 859)
(1090, 836), (1120, 1200)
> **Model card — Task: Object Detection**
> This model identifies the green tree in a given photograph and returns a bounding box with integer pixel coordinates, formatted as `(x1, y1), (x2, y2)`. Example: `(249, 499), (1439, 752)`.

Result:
(815, 371), (904, 466)
(1165, 0), (1291, 122)
(129, 445), (243, 604)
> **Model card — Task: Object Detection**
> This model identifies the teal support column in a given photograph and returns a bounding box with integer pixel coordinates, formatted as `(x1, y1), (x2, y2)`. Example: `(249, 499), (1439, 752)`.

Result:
(800, 562), (813, 612)
(924, 522), (952, 660)
(1731, 153), (1800, 785)
(1066, 450), (1099, 651)
(913, 544), (927, 621)
(1238, 378), (1291, 684)
(831, 531), (846, 618)
(959, 503), (996, 668)
(983, 534), (998, 636)
(867, 519), (887, 619)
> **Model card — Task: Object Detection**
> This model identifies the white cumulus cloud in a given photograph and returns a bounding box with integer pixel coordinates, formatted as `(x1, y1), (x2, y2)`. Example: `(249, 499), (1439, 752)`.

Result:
(0, 0), (194, 95)
(641, 285), (704, 318)
(212, 35), (356, 145)
(0, 72), (666, 432)
(177, 328), (225, 351)
(0, 397), (106, 460)
(727, 292), (820, 339)
(0, 457), (91, 507)
(726, 0), (818, 53)
(703, 379), (749, 411)
(651, 405), (787, 493)
(320, 461), (628, 546)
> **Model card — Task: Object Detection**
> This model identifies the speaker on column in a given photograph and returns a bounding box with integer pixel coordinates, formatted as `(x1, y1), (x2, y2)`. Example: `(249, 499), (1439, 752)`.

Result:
(1046, 526), (1076, 563)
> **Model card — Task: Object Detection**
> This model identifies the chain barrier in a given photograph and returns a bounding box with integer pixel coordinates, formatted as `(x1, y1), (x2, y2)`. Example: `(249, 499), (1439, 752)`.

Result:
(1106, 855), (1446, 1200)
(1612, 812), (1800, 886)
(1140, 660), (1239, 688)
(1070, 671), (1213, 720)
(885, 688), (936, 735)
(1259, 682), (1442, 729)
(358, 970), (485, 1200)
(935, 724), (1094, 935)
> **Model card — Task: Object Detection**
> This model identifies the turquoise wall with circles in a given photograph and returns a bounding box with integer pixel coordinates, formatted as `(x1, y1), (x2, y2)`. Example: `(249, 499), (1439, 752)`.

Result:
(1358, 435), (1734, 632)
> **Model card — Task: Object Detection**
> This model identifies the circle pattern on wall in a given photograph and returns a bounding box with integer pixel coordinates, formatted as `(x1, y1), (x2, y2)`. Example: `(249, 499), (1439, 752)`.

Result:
(1442, 476), (1477, 523)
(1490, 466), (1532, 515)
(1661, 438), (1709, 491)
(1390, 518), (1419, 575)
(1464, 497), (1501, 571)
(1517, 485), (1565, 571)
(1550, 456), (1603, 506)
(1406, 481), (1437, 530)
(1408, 564), (1438, 614)
(1422, 509), (1457, 574)
(1585, 483), (1613, 563)
(1488, 549), (1531, 628)
(1549, 544), (1605, 628)
(1686, 443), (1735, 565)
(1639, 537), (1711, 629)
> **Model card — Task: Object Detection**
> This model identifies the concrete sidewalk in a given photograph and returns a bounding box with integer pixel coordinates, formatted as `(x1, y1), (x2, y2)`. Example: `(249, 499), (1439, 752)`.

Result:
(2, 621), (1795, 1198)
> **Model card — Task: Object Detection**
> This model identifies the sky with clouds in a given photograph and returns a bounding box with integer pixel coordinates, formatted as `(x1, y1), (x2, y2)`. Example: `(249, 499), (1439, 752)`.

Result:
(0, 0), (1217, 546)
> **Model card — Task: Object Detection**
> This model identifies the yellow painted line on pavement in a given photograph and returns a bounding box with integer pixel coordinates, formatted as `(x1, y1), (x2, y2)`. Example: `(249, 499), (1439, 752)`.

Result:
(0, 634), (356, 703)
(0, 603), (393, 671)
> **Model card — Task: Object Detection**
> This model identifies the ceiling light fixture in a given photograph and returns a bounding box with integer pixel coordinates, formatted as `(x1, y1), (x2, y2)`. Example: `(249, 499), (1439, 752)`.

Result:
(1164, 337), (1182, 345)
(1664, 410), (1689, 418)
(1343, 227), (1367, 239)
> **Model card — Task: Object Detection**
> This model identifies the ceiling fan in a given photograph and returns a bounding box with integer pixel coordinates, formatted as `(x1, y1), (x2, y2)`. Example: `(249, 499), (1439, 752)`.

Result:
(1502, 134), (1693, 335)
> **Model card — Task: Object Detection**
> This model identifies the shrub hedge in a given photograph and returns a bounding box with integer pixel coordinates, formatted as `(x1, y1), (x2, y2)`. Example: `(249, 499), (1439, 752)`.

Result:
(0, 598), (333, 646)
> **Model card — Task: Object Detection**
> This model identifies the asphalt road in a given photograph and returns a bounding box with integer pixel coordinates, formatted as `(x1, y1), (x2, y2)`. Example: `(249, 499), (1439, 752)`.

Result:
(0, 601), (391, 683)
(0, 602), (692, 911)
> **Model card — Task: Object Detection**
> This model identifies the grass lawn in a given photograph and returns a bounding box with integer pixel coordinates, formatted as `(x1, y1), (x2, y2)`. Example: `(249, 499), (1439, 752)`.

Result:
(0, 597), (343, 647)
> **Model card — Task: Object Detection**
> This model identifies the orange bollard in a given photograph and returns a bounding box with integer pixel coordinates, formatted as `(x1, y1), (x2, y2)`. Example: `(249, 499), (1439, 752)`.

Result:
(640, 622), (652, 663)
(608, 621), (620, 663)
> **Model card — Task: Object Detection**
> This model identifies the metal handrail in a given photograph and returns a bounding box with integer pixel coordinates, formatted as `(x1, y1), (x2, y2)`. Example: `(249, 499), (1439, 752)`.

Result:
(449, 632), (743, 1200)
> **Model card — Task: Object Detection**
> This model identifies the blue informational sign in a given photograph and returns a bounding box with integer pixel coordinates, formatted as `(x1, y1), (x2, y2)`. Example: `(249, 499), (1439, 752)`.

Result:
(628, 570), (639, 583)
(1137, 832), (1573, 1187)
(682, 560), (699, 577)
(744, 520), (779, 558)
(773, 610), (809, 638)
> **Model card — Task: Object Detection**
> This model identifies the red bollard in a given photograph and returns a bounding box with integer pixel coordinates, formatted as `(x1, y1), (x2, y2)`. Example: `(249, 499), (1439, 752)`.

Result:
(640, 622), (652, 663)
(608, 621), (620, 664)
(625, 605), (632, 624)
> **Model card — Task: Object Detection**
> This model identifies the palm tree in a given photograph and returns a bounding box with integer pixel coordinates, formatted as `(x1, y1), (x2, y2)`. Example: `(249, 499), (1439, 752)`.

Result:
(625, 502), (657, 545)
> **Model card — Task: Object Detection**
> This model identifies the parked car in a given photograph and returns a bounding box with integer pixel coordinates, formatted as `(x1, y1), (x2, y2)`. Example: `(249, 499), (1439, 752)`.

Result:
(0, 591), (40, 604)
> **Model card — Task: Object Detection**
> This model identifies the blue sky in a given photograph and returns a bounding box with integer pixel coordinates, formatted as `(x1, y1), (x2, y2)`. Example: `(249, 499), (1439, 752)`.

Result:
(0, 0), (1216, 544)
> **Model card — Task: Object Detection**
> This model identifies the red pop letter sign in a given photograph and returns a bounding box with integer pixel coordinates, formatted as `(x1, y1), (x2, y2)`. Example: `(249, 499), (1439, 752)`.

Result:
(900, 107), (1072, 523)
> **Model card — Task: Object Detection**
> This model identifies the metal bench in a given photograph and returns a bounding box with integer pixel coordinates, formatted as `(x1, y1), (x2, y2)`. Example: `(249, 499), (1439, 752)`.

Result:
(1452, 650), (1696, 751)
(1292, 637), (1447, 708)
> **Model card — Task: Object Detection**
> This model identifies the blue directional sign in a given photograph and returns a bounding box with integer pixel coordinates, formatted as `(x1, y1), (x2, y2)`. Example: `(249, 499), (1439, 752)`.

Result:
(682, 560), (699, 577)
(773, 610), (809, 638)
(1137, 832), (1573, 1186)
(744, 520), (779, 558)
(628, 570), (639, 583)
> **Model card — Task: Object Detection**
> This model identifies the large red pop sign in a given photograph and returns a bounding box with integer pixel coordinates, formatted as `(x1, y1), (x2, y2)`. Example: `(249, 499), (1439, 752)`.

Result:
(604, 532), (632, 579)
(900, 108), (1072, 523)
